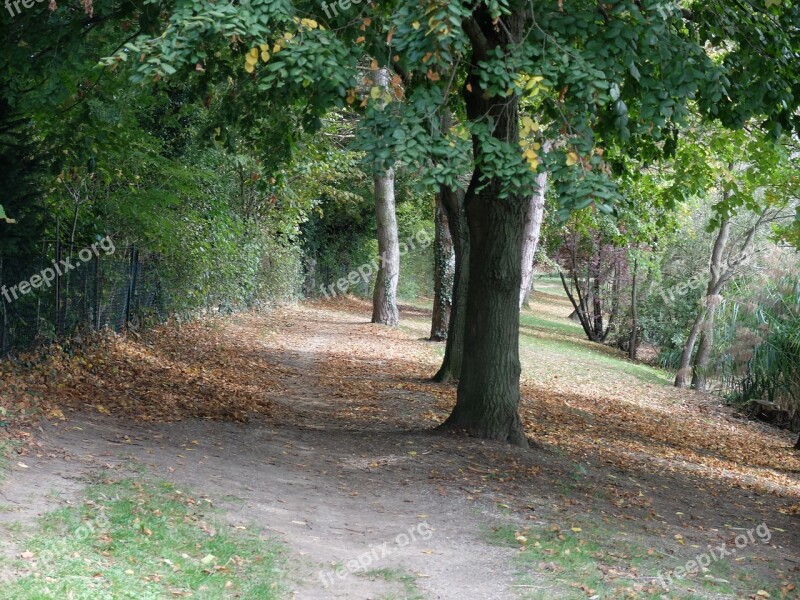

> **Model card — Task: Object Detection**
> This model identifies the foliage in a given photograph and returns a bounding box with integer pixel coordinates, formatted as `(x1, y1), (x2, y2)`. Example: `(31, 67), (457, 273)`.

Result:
(716, 272), (800, 418)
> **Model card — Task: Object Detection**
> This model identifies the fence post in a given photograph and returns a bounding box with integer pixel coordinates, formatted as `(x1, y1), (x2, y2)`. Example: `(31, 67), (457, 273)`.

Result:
(54, 219), (61, 338)
(125, 245), (138, 328)
(0, 255), (6, 356)
(93, 253), (101, 330)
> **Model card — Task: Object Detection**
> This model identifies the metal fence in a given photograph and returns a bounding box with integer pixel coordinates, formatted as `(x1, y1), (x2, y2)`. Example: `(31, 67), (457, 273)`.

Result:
(0, 243), (168, 357)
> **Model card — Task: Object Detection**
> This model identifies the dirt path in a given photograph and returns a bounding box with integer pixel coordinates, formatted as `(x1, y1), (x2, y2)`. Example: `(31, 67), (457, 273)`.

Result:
(1, 305), (529, 599)
(1, 300), (799, 599)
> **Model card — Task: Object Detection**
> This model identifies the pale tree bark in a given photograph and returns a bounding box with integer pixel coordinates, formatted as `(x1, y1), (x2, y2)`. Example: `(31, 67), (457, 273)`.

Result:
(675, 217), (731, 387)
(371, 67), (400, 326)
(430, 191), (455, 340)
(691, 211), (768, 389)
(519, 142), (551, 309)
(371, 165), (400, 325)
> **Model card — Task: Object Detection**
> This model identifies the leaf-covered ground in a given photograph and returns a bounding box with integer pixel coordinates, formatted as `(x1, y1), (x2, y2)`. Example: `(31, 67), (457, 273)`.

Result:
(0, 292), (798, 599)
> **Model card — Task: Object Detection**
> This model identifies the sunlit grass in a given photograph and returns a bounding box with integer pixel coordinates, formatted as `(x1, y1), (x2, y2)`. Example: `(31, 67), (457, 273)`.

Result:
(0, 476), (287, 599)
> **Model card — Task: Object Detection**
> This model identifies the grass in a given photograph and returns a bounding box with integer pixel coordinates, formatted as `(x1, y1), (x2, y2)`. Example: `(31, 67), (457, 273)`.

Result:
(0, 434), (16, 484)
(517, 328), (672, 387)
(486, 518), (787, 600)
(363, 567), (425, 600)
(0, 475), (287, 599)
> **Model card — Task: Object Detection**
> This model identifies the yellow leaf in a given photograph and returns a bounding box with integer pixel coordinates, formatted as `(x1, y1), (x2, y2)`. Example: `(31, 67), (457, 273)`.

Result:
(370, 86), (382, 99)
(566, 151), (579, 166)
(248, 47), (259, 60)
(261, 50), (270, 62)
(259, 44), (269, 52)
(411, 21), (421, 30)
(244, 62), (255, 74)
(526, 75), (544, 90)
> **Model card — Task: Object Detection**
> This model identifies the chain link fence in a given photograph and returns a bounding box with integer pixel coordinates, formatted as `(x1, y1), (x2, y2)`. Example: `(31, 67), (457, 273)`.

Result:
(0, 242), (172, 357)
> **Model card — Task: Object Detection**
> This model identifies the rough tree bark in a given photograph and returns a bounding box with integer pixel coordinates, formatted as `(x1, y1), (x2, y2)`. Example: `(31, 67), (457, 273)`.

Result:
(519, 143), (551, 309)
(430, 191), (455, 341)
(433, 185), (468, 382)
(371, 67), (400, 326)
(439, 9), (529, 446)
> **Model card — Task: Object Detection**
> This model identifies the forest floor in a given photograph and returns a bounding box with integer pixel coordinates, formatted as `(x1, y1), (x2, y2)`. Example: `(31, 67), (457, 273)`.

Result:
(0, 281), (799, 599)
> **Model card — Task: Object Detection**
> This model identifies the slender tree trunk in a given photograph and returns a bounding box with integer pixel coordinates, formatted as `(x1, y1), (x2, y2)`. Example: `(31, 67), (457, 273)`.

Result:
(692, 329), (711, 390)
(692, 295), (722, 390)
(433, 186), (468, 382)
(675, 218), (731, 388)
(561, 271), (595, 341)
(602, 257), (621, 342)
(675, 308), (708, 387)
(371, 166), (399, 325)
(440, 9), (529, 446)
(590, 239), (604, 339)
(371, 68), (400, 326)
(519, 144), (550, 309)
(430, 191), (455, 341)
(629, 257), (638, 361)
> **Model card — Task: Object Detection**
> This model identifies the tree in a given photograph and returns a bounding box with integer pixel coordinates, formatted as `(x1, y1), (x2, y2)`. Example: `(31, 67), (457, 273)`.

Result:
(108, 0), (800, 444)
(370, 67), (401, 325)
(671, 130), (800, 389)
(430, 191), (455, 340)
(519, 141), (551, 309)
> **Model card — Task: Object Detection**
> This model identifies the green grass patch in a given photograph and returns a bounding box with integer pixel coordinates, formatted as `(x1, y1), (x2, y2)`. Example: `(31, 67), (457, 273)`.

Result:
(486, 519), (785, 600)
(518, 328), (672, 387)
(0, 434), (16, 484)
(519, 312), (584, 338)
(1, 476), (287, 599)
(363, 567), (424, 600)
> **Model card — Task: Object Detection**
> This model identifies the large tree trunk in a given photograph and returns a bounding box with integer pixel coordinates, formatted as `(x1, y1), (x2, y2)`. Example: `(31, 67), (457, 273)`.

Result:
(433, 185), (468, 382)
(519, 145), (550, 309)
(440, 9), (528, 446)
(629, 257), (638, 361)
(371, 68), (400, 326)
(430, 191), (455, 341)
(675, 218), (731, 388)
